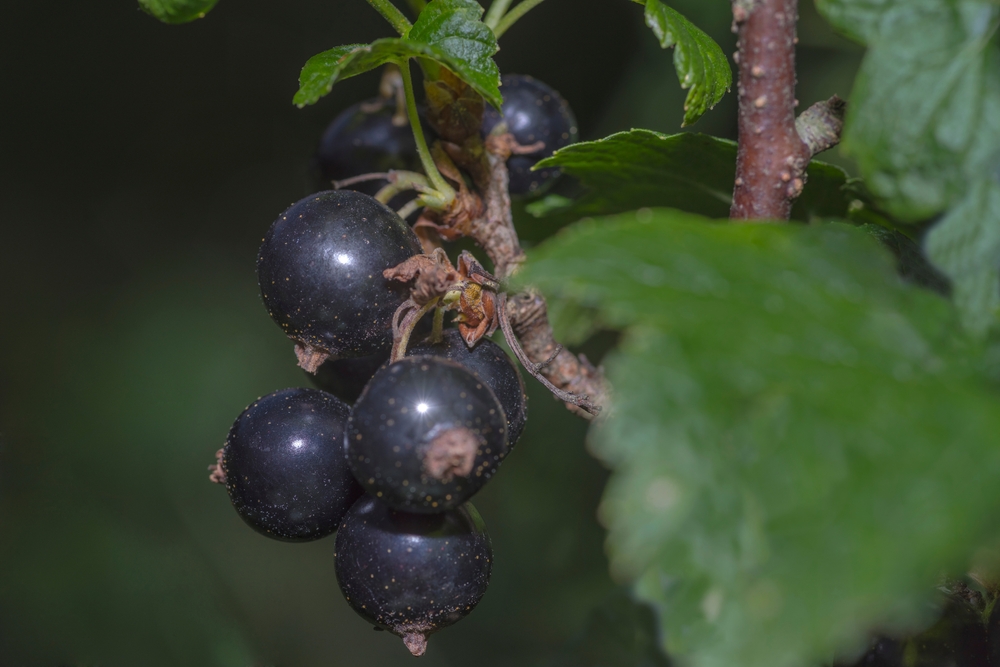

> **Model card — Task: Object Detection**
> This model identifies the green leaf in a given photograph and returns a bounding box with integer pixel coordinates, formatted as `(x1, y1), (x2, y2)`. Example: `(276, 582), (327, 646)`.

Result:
(814, 0), (936, 43)
(137, 0), (219, 24)
(925, 179), (1000, 336)
(519, 209), (1000, 667)
(294, 0), (500, 109)
(639, 1), (732, 126)
(816, 1), (1000, 334)
(532, 130), (849, 222)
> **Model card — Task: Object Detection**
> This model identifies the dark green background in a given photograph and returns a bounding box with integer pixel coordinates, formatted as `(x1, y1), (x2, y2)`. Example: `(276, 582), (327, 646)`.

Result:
(0, 2), (860, 665)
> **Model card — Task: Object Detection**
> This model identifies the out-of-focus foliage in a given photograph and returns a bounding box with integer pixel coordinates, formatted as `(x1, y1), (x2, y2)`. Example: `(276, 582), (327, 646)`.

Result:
(520, 209), (1000, 667)
(138, 0), (219, 24)
(817, 0), (1000, 336)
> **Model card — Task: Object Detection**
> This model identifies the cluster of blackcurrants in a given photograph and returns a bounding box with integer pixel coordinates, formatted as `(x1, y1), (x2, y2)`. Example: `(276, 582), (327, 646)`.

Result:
(214, 74), (576, 656)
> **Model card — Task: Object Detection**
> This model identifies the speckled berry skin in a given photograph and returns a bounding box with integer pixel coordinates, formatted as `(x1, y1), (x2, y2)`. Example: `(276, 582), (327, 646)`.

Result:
(335, 495), (492, 655)
(312, 100), (422, 208)
(482, 74), (578, 196)
(257, 190), (422, 357)
(410, 329), (527, 446)
(346, 356), (510, 513)
(222, 388), (363, 542)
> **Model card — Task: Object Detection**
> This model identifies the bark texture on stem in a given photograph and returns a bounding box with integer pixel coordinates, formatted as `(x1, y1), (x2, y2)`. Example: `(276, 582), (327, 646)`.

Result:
(730, 0), (811, 220)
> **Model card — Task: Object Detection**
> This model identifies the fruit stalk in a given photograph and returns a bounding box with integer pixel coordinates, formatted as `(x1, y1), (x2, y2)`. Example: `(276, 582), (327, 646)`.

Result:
(492, 0), (547, 39)
(483, 0), (513, 29)
(365, 0), (412, 35)
(399, 60), (457, 208)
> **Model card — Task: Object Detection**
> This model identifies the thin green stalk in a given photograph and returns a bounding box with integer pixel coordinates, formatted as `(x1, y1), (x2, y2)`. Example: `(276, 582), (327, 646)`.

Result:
(365, 0), (412, 35)
(431, 306), (445, 343)
(484, 0), (514, 29)
(404, 0), (427, 16)
(493, 0), (546, 38)
(398, 60), (455, 207)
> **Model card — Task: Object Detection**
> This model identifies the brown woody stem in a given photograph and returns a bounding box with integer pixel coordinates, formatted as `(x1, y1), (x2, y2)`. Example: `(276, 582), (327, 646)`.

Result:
(501, 292), (606, 419)
(730, 0), (811, 220)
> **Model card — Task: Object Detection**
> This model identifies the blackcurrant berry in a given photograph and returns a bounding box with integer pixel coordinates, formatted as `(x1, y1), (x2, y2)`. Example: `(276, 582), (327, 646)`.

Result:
(346, 356), (510, 513)
(257, 190), (422, 359)
(309, 351), (389, 404)
(410, 329), (527, 446)
(312, 99), (422, 208)
(482, 74), (578, 196)
(222, 388), (363, 542)
(335, 495), (492, 656)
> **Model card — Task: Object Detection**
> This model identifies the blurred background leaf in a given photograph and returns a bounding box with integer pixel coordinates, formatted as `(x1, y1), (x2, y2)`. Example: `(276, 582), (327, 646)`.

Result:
(519, 209), (1000, 667)
(139, 0), (220, 24)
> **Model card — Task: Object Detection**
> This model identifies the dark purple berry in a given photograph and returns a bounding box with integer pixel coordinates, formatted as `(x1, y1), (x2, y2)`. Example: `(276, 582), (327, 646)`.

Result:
(257, 190), (421, 358)
(410, 329), (527, 446)
(482, 74), (578, 196)
(309, 351), (389, 404)
(311, 99), (423, 209)
(222, 388), (363, 542)
(346, 356), (510, 513)
(335, 495), (492, 656)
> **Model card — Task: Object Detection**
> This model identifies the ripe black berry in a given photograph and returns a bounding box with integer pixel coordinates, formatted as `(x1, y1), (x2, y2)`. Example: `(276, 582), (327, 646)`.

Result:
(346, 356), (510, 513)
(257, 190), (422, 359)
(309, 351), (389, 404)
(410, 329), (527, 446)
(222, 388), (362, 541)
(482, 74), (578, 196)
(312, 99), (422, 207)
(335, 495), (492, 656)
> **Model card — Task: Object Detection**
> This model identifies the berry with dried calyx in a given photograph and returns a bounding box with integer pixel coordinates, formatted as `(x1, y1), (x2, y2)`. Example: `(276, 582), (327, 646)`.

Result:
(410, 329), (527, 446)
(335, 495), (492, 656)
(346, 356), (510, 513)
(257, 190), (422, 367)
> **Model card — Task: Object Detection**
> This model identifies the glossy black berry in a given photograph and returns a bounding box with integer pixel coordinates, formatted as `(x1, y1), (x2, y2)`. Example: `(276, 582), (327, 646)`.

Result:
(309, 351), (389, 404)
(312, 99), (422, 209)
(335, 495), (492, 656)
(410, 329), (527, 446)
(347, 356), (509, 513)
(257, 190), (422, 358)
(482, 74), (578, 196)
(222, 388), (363, 542)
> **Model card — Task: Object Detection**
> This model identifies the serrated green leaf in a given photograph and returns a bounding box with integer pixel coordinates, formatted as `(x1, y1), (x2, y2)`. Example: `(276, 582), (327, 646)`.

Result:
(138, 0), (218, 24)
(638, 0), (732, 126)
(294, 0), (500, 109)
(532, 130), (849, 223)
(803, 1), (1000, 334)
(519, 209), (1000, 667)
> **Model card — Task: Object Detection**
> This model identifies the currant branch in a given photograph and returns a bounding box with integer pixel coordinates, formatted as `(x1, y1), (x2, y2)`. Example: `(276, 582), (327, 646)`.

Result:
(730, 0), (845, 220)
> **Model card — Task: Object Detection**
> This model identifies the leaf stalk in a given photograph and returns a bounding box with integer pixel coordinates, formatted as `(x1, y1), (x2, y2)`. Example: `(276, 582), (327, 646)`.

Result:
(493, 0), (547, 38)
(365, 0), (412, 35)
(398, 60), (456, 207)
(484, 0), (514, 29)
